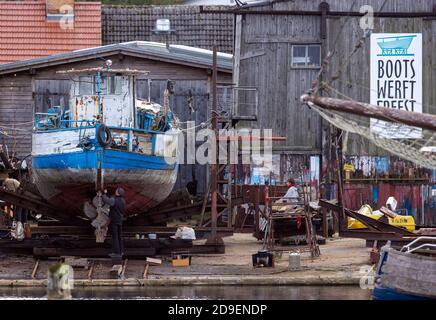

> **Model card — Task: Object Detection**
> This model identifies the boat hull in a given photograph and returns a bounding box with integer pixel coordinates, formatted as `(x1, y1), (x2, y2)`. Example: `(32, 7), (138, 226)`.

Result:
(31, 149), (178, 218)
(372, 247), (436, 300)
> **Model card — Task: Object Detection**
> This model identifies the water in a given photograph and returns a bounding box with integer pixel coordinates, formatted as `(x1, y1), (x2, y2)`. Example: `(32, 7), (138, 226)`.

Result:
(0, 286), (371, 300)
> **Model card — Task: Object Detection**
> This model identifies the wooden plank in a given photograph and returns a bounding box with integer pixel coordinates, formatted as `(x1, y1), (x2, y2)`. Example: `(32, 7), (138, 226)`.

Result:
(31, 259), (39, 279)
(246, 35), (321, 43)
(146, 257), (162, 266)
(304, 95), (436, 132)
(142, 263), (149, 279)
(33, 247), (156, 258)
(87, 261), (94, 280)
(121, 259), (128, 277)
(62, 256), (89, 269)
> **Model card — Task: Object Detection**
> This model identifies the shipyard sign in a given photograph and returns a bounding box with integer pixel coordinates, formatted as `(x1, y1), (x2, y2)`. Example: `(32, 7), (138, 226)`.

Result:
(370, 33), (422, 139)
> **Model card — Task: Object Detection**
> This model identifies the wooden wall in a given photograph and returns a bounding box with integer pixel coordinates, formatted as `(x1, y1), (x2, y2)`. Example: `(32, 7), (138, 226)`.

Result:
(235, 0), (436, 157)
(0, 74), (33, 158)
(326, 10), (436, 155)
(237, 13), (322, 154)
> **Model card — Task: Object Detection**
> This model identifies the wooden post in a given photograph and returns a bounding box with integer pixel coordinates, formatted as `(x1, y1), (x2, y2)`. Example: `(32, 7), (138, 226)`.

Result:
(210, 45), (218, 240)
(322, 208), (329, 238)
(143, 263), (149, 279)
(31, 259), (40, 279)
(335, 128), (346, 231)
(303, 95), (436, 132)
(87, 261), (94, 280)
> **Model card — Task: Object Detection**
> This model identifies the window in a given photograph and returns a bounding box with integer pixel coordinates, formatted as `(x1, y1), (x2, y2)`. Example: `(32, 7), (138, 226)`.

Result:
(291, 45), (321, 68)
(79, 76), (93, 95)
(95, 75), (122, 95)
(79, 75), (122, 95)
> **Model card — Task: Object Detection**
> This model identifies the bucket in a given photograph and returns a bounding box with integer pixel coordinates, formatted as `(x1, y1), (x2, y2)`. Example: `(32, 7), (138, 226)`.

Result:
(288, 253), (301, 271)
(148, 233), (157, 240)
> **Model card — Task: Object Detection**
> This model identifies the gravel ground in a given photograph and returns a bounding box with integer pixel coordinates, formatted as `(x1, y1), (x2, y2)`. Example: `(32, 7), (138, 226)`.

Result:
(0, 234), (371, 282)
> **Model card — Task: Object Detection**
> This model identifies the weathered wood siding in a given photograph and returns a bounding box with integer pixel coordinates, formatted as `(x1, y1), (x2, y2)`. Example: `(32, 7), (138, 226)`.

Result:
(136, 78), (211, 193)
(237, 13), (322, 153)
(326, 13), (436, 155)
(0, 74), (33, 158)
(236, 0), (436, 156)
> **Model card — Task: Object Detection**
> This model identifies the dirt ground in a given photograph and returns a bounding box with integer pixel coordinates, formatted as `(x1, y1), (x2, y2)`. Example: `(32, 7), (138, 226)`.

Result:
(0, 233), (371, 284)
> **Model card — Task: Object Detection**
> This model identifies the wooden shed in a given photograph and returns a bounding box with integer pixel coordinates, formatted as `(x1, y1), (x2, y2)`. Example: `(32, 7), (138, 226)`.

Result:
(0, 41), (233, 194)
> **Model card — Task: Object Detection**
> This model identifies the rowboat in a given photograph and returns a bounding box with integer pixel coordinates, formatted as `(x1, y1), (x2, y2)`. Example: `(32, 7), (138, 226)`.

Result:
(373, 237), (436, 300)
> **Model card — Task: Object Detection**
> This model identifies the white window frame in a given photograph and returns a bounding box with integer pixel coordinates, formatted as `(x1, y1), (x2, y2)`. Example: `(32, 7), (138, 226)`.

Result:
(290, 44), (321, 69)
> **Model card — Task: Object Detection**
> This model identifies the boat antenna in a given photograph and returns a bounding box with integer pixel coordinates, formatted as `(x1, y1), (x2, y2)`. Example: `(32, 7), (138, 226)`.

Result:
(148, 79), (152, 104)
(96, 59), (112, 122)
(96, 70), (101, 121)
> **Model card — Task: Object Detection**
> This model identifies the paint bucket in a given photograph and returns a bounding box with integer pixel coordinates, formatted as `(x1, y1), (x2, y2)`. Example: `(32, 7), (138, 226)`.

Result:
(148, 233), (157, 240)
(288, 253), (301, 271)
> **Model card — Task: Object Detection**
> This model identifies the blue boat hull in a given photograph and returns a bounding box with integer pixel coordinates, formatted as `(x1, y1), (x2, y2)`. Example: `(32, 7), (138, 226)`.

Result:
(372, 284), (432, 300)
(31, 149), (178, 217)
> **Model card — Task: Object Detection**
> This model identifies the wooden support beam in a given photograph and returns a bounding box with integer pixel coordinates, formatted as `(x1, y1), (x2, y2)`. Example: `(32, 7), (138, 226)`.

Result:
(87, 261), (94, 280)
(145, 257), (162, 266)
(322, 208), (329, 239)
(121, 259), (128, 278)
(302, 95), (436, 132)
(143, 263), (149, 279)
(31, 259), (39, 279)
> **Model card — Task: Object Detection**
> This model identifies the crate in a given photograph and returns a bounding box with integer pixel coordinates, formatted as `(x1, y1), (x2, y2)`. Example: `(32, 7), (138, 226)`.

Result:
(172, 254), (191, 267)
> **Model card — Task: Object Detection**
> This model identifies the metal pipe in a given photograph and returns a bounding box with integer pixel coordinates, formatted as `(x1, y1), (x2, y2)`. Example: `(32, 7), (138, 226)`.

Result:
(96, 71), (101, 118)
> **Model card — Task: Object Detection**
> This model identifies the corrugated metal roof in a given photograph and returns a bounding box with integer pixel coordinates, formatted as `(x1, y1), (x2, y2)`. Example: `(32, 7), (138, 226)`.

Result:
(0, 1), (102, 64)
(0, 41), (233, 74)
(101, 5), (234, 54)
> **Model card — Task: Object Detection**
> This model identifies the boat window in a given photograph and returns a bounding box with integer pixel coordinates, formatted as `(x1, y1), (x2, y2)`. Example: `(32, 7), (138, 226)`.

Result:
(94, 75), (122, 95)
(79, 76), (94, 95)
(78, 76), (123, 95)
(291, 44), (321, 68)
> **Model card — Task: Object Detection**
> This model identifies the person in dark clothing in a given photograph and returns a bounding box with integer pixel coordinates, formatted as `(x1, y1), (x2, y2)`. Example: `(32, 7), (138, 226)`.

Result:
(15, 207), (28, 224)
(101, 187), (125, 257)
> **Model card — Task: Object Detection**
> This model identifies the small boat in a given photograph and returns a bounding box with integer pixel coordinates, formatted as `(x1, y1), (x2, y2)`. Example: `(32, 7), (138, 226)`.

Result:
(377, 35), (416, 56)
(372, 237), (436, 300)
(31, 65), (179, 222)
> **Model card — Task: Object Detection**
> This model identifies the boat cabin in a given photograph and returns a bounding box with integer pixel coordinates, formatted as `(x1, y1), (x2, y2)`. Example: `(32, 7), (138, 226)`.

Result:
(33, 67), (177, 159)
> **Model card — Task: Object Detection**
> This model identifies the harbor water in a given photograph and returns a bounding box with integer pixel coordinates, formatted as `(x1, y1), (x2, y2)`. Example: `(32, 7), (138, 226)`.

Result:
(0, 286), (371, 300)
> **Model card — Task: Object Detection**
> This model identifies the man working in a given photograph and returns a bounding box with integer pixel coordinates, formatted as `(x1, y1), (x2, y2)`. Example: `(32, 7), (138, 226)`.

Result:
(279, 178), (300, 204)
(101, 187), (125, 257)
(2, 174), (28, 239)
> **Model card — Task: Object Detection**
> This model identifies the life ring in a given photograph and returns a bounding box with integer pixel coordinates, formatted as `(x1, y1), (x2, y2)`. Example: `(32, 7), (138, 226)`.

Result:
(96, 124), (112, 147)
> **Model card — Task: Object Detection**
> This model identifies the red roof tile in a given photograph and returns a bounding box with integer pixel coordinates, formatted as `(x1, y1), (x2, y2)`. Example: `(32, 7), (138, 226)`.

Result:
(0, 1), (102, 64)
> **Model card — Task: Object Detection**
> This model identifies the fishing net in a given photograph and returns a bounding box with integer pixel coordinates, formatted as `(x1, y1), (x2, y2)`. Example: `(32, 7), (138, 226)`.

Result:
(306, 95), (436, 170)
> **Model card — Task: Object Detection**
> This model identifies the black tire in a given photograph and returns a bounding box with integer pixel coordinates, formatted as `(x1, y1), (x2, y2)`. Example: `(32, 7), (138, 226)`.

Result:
(96, 124), (112, 148)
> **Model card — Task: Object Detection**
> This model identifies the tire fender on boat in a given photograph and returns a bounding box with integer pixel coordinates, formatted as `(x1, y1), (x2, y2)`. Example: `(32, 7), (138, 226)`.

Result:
(97, 124), (112, 148)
